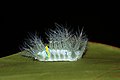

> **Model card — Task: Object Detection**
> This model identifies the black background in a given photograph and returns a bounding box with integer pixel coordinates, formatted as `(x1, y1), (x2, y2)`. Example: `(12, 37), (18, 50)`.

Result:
(0, 15), (120, 58)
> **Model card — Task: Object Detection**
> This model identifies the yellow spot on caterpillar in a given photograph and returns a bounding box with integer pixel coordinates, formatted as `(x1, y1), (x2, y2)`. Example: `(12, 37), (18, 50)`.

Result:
(45, 46), (50, 58)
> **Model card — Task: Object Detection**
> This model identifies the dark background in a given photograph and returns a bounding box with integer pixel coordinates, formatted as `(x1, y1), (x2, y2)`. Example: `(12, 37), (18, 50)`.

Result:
(0, 15), (120, 58)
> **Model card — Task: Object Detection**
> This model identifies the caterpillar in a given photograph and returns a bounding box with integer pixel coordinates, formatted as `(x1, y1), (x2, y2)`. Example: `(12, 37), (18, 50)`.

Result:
(22, 23), (88, 61)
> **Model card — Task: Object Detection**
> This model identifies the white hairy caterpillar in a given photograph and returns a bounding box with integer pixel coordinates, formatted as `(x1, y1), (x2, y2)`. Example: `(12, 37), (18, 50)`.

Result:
(22, 23), (88, 61)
